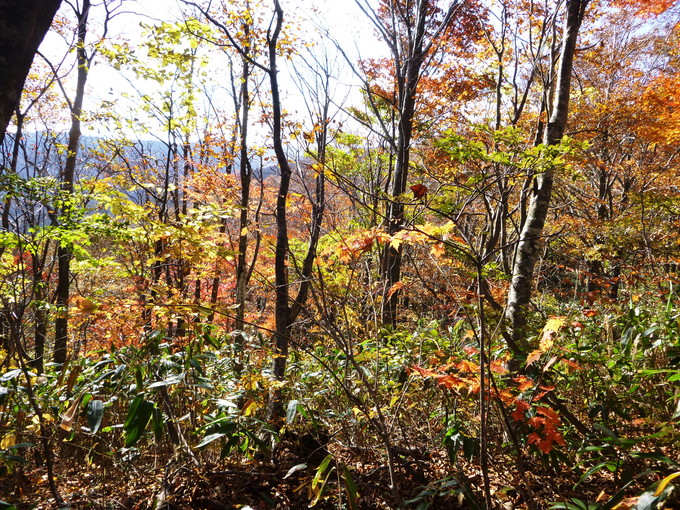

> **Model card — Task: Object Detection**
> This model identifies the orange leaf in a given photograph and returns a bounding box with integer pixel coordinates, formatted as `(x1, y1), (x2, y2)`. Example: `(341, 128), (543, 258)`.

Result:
(455, 360), (479, 374)
(561, 358), (582, 371)
(430, 242), (445, 258)
(387, 281), (404, 299)
(536, 406), (560, 424)
(511, 399), (530, 421)
(411, 365), (439, 378)
(525, 349), (541, 367)
(437, 374), (467, 390)
(514, 376), (534, 392)
(490, 360), (508, 375)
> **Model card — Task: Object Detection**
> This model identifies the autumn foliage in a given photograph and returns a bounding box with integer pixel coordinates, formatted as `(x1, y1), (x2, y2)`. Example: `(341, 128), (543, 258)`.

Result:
(0, 0), (679, 509)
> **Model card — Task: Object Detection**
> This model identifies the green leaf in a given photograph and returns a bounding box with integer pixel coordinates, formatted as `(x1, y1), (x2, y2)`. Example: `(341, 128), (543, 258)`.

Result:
(310, 455), (335, 507)
(197, 421), (236, 449)
(147, 375), (183, 389)
(630, 452), (677, 465)
(312, 455), (333, 490)
(286, 399), (299, 424)
(642, 326), (659, 338)
(574, 461), (609, 489)
(152, 406), (164, 442)
(197, 432), (227, 449)
(549, 503), (590, 510)
(0, 369), (22, 383)
(593, 423), (619, 441)
(220, 434), (239, 458)
(343, 465), (359, 510)
(124, 394), (143, 429)
(86, 400), (104, 434)
(283, 463), (307, 479)
(123, 395), (155, 447)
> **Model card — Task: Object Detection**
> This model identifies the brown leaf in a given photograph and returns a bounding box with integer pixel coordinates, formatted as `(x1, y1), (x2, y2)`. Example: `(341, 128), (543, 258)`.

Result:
(410, 183), (428, 199)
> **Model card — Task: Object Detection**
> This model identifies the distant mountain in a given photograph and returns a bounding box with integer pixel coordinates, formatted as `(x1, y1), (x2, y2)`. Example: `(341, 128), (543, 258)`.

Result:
(1, 131), (285, 182)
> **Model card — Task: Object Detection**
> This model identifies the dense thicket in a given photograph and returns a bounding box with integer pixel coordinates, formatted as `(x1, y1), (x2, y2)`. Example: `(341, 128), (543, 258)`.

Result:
(1, 1), (679, 508)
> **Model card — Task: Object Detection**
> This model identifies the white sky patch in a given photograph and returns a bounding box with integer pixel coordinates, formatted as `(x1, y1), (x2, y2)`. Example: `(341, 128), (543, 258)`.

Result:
(31, 0), (385, 142)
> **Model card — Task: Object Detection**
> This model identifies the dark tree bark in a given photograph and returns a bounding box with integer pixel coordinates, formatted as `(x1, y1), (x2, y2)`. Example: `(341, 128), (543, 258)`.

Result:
(185, 0), (329, 422)
(53, 0), (91, 366)
(268, 0), (292, 421)
(505, 0), (590, 352)
(380, 0), (430, 327)
(354, 0), (460, 326)
(0, 0), (62, 144)
(233, 44), (255, 371)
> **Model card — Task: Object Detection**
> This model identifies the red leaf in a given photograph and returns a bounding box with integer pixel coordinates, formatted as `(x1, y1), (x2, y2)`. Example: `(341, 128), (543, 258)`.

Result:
(410, 183), (428, 199)
(511, 399), (530, 421)
(536, 406), (560, 424)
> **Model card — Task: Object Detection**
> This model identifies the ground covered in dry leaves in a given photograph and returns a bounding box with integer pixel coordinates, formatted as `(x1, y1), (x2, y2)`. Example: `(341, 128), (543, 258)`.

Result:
(2, 434), (677, 509)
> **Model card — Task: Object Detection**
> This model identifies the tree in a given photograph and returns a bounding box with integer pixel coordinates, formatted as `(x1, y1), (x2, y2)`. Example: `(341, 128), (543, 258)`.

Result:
(351, 0), (481, 326)
(0, 0), (63, 144)
(50, 0), (120, 365)
(504, 0), (590, 353)
(185, 0), (329, 421)
(52, 0), (92, 366)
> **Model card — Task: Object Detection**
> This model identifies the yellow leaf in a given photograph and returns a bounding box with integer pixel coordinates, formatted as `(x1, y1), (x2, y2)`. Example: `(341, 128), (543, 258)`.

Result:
(0, 433), (17, 449)
(419, 223), (440, 236)
(74, 296), (98, 313)
(539, 316), (566, 351)
(243, 400), (260, 417)
(655, 472), (680, 496)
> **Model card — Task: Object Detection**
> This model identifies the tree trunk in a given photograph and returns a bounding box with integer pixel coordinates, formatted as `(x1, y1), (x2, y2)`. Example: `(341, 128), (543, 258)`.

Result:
(0, 0), (62, 144)
(505, 0), (589, 352)
(268, 0), (291, 422)
(380, 0), (431, 327)
(53, 0), (90, 366)
(234, 55), (252, 369)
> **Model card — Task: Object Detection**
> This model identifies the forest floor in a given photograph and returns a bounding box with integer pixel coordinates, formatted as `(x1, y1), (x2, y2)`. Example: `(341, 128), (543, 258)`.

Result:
(2, 434), (676, 509)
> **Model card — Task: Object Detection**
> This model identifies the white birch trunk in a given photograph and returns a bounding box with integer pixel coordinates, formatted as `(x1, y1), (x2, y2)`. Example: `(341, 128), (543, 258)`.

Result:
(505, 0), (589, 351)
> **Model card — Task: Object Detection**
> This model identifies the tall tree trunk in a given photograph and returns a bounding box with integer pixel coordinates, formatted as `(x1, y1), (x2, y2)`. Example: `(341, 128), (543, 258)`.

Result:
(234, 55), (252, 368)
(0, 0), (62, 144)
(268, 0), (291, 422)
(53, 0), (90, 366)
(505, 0), (589, 352)
(380, 0), (431, 327)
(0, 110), (24, 355)
(356, 0), (459, 327)
(32, 251), (48, 373)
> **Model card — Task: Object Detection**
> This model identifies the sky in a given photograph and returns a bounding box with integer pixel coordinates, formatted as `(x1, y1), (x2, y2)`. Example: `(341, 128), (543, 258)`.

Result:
(32, 0), (383, 142)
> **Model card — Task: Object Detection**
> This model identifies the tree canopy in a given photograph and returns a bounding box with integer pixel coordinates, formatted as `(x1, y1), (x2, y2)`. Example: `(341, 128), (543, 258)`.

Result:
(0, 0), (679, 508)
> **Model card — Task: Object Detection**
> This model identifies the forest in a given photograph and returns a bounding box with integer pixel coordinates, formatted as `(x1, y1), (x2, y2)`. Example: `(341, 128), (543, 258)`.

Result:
(0, 0), (679, 508)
